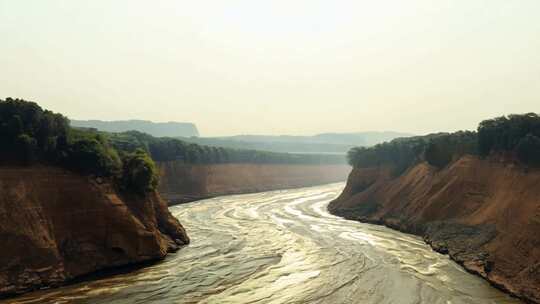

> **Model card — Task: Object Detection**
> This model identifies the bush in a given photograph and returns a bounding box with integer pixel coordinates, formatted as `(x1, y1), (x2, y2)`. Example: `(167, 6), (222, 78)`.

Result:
(120, 149), (159, 195)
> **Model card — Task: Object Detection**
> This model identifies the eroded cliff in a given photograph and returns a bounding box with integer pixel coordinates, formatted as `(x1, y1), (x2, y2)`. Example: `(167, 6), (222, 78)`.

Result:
(0, 166), (189, 297)
(157, 162), (351, 204)
(329, 156), (540, 303)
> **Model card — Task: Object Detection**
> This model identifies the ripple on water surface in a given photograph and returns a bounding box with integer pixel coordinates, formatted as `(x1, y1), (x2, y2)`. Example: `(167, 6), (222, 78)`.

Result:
(2, 183), (522, 304)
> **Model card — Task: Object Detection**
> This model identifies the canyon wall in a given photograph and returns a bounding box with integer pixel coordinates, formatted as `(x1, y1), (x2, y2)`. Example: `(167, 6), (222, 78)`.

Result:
(0, 166), (189, 297)
(328, 156), (540, 303)
(157, 162), (351, 204)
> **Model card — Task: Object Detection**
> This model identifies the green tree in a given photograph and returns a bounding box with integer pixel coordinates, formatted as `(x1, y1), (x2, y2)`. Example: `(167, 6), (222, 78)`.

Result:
(478, 113), (540, 158)
(15, 134), (37, 164)
(64, 137), (121, 176)
(121, 149), (159, 195)
(424, 131), (477, 168)
(516, 134), (540, 166)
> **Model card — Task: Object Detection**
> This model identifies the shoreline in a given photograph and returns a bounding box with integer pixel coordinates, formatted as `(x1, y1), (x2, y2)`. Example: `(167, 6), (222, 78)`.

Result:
(165, 180), (347, 206)
(0, 257), (166, 301)
(330, 211), (533, 304)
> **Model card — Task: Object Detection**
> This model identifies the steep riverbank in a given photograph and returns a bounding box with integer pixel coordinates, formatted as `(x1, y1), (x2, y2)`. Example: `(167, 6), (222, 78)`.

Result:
(157, 162), (351, 204)
(328, 156), (540, 303)
(0, 166), (189, 297)
(0, 183), (520, 304)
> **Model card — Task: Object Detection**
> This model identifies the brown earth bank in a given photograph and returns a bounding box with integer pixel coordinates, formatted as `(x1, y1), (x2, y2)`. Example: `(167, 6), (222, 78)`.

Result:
(157, 162), (351, 204)
(0, 166), (189, 298)
(328, 156), (540, 304)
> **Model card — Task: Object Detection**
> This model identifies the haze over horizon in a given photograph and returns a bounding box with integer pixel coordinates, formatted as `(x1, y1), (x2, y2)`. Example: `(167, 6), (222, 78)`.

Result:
(1, 0), (539, 136)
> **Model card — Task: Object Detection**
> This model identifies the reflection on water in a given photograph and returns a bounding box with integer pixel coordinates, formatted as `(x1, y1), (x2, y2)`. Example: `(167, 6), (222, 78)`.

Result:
(2, 183), (521, 304)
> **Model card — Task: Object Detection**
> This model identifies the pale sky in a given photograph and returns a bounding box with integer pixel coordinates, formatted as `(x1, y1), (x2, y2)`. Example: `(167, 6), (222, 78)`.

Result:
(1, 1), (539, 136)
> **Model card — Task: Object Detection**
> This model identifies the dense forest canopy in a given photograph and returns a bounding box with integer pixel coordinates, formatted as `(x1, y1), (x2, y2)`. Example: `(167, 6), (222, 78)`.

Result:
(107, 131), (346, 165)
(178, 136), (353, 154)
(348, 113), (540, 171)
(0, 98), (157, 194)
(478, 113), (540, 165)
(347, 136), (428, 174)
(0, 97), (69, 163)
(1, 98), (346, 194)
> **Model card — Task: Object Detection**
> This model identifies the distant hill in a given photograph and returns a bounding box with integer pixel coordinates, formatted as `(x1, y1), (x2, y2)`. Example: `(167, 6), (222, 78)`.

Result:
(225, 132), (414, 146)
(180, 132), (413, 154)
(71, 119), (199, 137)
(180, 137), (353, 154)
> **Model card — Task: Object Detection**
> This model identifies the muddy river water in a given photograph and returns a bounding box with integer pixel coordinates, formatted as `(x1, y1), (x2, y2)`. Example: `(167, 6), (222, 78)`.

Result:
(4, 183), (521, 304)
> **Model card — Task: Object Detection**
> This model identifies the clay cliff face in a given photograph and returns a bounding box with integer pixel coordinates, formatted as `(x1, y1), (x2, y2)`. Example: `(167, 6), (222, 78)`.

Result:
(158, 162), (351, 204)
(329, 156), (540, 303)
(0, 166), (189, 297)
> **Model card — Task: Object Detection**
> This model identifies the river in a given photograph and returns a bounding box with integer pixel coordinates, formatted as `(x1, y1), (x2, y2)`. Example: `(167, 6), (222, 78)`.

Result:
(3, 183), (521, 304)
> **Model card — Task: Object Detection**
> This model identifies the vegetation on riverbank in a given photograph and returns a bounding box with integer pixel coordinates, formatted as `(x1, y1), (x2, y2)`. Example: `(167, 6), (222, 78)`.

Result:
(1, 97), (346, 194)
(347, 113), (540, 171)
(106, 130), (346, 165)
(0, 98), (159, 194)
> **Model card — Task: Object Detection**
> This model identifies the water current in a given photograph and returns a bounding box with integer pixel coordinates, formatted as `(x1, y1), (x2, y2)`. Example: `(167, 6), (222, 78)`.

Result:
(3, 183), (521, 304)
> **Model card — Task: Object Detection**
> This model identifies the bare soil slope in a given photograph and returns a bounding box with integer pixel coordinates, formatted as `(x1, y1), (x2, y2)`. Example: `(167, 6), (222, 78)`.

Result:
(329, 156), (540, 303)
(0, 166), (189, 297)
(158, 162), (351, 204)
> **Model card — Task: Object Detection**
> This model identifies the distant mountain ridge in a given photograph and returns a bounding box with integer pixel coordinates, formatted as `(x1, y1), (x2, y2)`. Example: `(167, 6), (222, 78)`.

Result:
(71, 119), (199, 137)
(224, 131), (414, 146)
(69, 119), (411, 153)
(180, 131), (413, 154)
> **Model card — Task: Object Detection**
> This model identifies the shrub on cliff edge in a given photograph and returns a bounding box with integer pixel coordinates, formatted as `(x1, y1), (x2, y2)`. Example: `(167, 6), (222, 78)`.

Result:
(120, 149), (159, 195)
(62, 133), (121, 177)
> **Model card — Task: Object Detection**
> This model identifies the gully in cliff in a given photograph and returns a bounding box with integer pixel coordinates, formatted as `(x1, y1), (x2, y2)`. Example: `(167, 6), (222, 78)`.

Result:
(0, 98), (189, 297)
(329, 113), (540, 304)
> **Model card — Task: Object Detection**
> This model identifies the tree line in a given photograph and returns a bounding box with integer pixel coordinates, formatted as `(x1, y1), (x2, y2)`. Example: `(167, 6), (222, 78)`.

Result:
(1, 98), (160, 195)
(478, 113), (540, 166)
(107, 131), (346, 165)
(1, 98), (346, 195)
(348, 113), (540, 171)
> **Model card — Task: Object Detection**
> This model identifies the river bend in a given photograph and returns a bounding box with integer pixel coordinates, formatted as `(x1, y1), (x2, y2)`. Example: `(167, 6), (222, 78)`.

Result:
(3, 183), (520, 304)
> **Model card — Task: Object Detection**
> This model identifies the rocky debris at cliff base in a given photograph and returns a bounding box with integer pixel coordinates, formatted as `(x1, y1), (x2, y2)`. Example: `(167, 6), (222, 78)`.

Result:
(328, 156), (540, 303)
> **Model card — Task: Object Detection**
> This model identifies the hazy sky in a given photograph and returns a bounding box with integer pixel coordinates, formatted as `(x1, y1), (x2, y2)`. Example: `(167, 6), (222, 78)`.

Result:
(1, 1), (539, 136)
